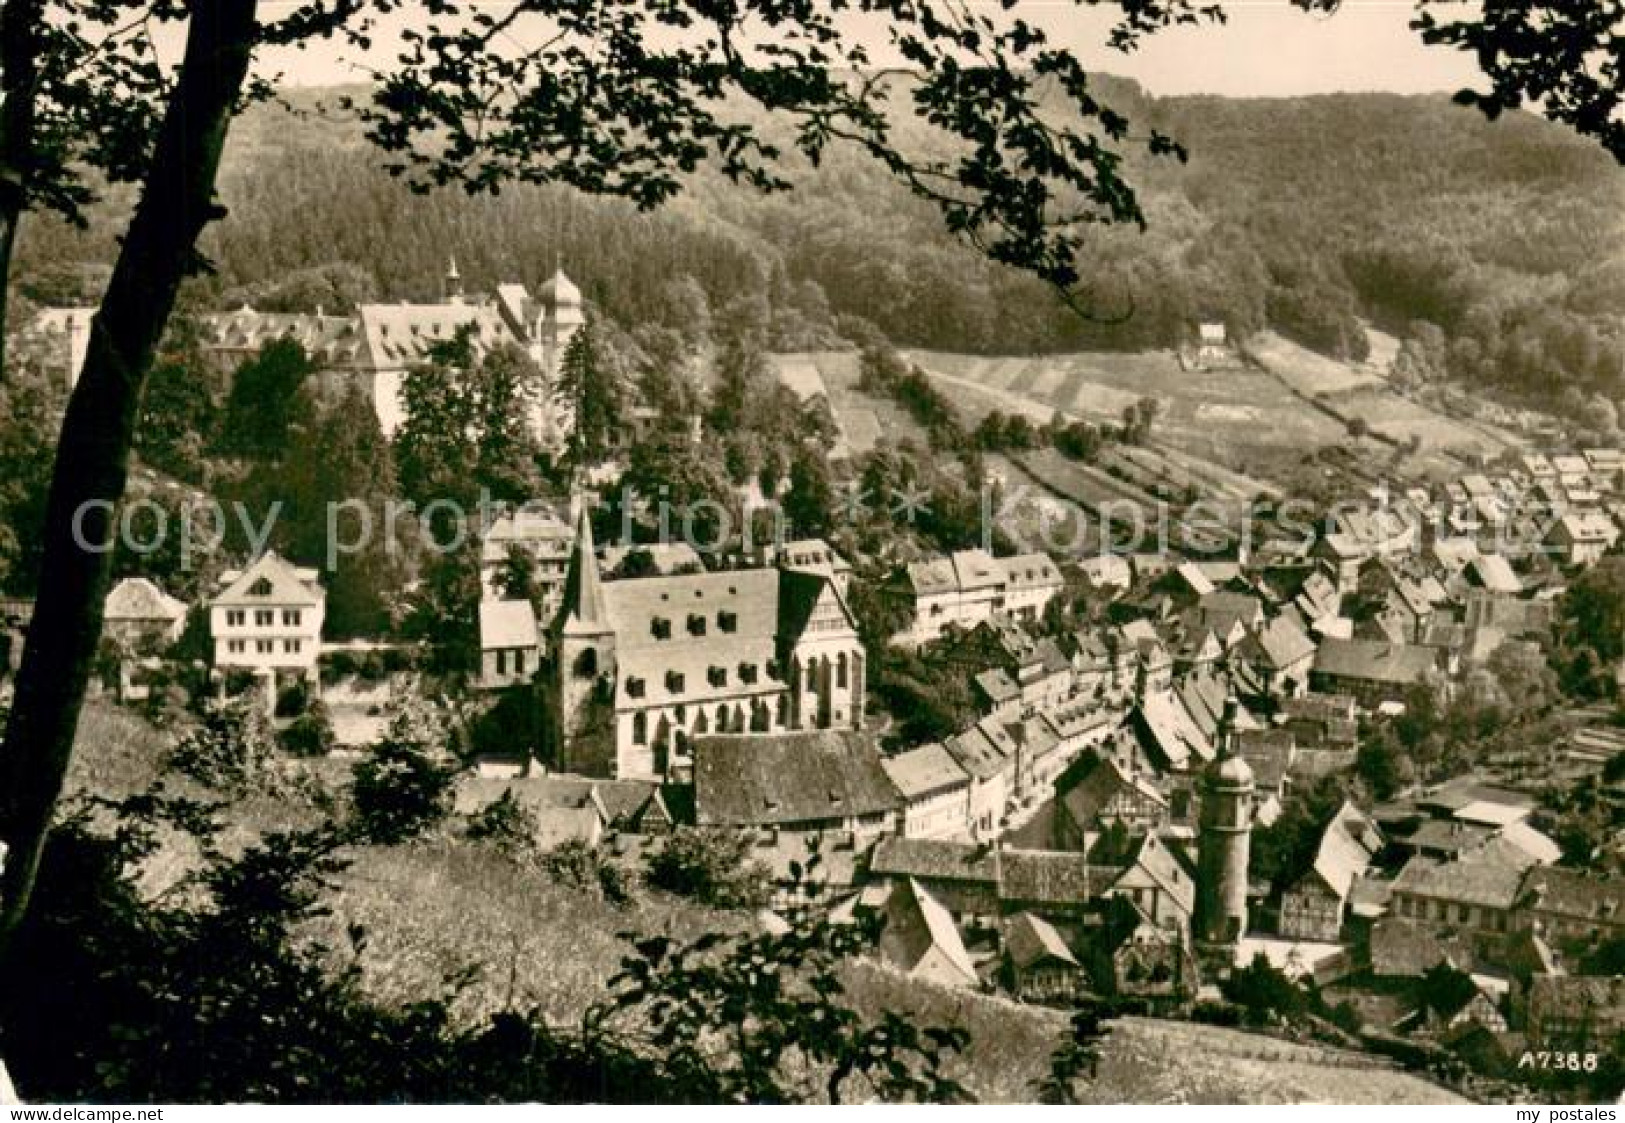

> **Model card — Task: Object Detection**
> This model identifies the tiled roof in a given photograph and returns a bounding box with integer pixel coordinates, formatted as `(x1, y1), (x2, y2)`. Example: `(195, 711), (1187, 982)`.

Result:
(883, 743), (970, 800)
(1133, 688), (1211, 770)
(1001, 848), (1120, 906)
(105, 577), (187, 623)
(693, 730), (900, 827)
(1058, 751), (1165, 830)
(1312, 638), (1438, 686)
(479, 600), (539, 650)
(1302, 802), (1382, 901)
(1005, 911), (1078, 970)
(1392, 845), (1527, 911)
(1517, 866), (1625, 926)
(944, 716), (1020, 781)
(211, 551), (323, 608)
(870, 836), (1000, 884)
(1001, 552), (1062, 590)
(880, 879), (978, 983)
(1244, 614), (1317, 671)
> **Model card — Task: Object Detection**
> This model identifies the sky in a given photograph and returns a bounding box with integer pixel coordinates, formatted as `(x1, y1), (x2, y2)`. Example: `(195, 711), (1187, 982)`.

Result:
(253, 0), (1483, 98)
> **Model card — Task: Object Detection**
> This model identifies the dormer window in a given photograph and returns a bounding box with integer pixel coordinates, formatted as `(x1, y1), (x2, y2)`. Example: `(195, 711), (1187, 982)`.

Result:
(651, 617), (672, 640)
(248, 577), (273, 597)
(687, 613), (707, 637)
(707, 666), (727, 688)
(666, 670), (685, 694)
(717, 610), (738, 633)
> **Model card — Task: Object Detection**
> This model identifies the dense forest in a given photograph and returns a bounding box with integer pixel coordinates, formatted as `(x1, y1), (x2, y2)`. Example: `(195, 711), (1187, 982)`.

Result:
(11, 78), (1625, 401)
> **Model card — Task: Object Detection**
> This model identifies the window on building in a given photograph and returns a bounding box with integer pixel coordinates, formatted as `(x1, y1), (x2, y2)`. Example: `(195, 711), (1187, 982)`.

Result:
(248, 578), (273, 596)
(650, 617), (672, 640)
(626, 676), (646, 698)
(717, 610), (737, 633)
(837, 652), (848, 689)
(497, 650), (508, 675)
(226, 610), (245, 628)
(282, 609), (301, 627)
(513, 650), (526, 675)
(255, 610), (274, 627)
(256, 640), (273, 654)
(739, 662), (758, 684)
(633, 712), (648, 745)
(228, 640), (245, 654)
(284, 639), (301, 654)
(708, 666), (726, 688)
(666, 670), (685, 694)
(687, 613), (706, 637)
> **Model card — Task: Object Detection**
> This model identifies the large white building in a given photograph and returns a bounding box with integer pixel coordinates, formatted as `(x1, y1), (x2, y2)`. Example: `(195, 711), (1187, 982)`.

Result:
(208, 552), (325, 684)
(896, 549), (1063, 644)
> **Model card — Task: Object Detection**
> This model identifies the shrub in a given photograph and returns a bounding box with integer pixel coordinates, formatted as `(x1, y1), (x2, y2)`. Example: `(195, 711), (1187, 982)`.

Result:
(167, 698), (275, 794)
(350, 697), (458, 844)
(541, 838), (632, 904)
(274, 680), (312, 719)
(645, 826), (772, 909)
(465, 789), (539, 857)
(280, 704), (336, 757)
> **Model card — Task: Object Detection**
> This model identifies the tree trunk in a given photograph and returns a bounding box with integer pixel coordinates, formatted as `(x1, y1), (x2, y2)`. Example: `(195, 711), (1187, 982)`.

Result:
(0, 0), (47, 384)
(0, 0), (260, 947)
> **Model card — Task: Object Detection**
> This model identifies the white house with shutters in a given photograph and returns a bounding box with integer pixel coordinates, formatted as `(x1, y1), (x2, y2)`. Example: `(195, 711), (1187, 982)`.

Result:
(208, 552), (325, 683)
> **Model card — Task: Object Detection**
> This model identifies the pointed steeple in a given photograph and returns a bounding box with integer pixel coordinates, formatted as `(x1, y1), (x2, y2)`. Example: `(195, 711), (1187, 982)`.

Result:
(559, 502), (609, 636)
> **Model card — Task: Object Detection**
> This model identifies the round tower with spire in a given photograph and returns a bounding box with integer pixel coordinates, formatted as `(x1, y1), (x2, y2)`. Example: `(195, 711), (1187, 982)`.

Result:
(445, 256), (464, 303)
(536, 262), (585, 378)
(1195, 694), (1254, 954)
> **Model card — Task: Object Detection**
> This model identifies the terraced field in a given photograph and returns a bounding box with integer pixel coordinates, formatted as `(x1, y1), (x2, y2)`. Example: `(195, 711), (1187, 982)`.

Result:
(903, 348), (1348, 470)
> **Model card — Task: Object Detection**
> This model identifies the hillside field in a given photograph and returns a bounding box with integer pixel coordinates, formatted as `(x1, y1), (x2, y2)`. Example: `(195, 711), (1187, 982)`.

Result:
(904, 337), (1525, 485)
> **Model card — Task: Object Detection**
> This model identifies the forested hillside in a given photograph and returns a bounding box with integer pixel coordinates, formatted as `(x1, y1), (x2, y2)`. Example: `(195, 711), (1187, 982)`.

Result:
(12, 79), (1623, 402)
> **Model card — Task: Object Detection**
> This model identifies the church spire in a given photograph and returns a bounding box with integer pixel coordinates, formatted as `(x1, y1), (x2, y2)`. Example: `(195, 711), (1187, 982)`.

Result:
(560, 502), (609, 636)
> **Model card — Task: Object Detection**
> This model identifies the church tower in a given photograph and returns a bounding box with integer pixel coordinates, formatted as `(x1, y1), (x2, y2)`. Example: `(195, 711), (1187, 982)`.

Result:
(531, 264), (586, 454)
(1195, 694), (1254, 952)
(535, 265), (585, 383)
(554, 503), (615, 774)
(444, 256), (464, 303)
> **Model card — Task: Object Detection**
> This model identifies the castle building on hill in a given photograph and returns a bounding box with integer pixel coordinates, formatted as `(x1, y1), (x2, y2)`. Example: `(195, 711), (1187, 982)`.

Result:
(22, 260), (586, 453)
(553, 507), (867, 780)
(358, 262), (585, 445)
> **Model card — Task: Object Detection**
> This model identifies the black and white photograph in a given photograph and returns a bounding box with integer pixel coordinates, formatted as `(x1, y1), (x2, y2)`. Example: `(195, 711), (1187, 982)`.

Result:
(0, 0), (1619, 1108)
